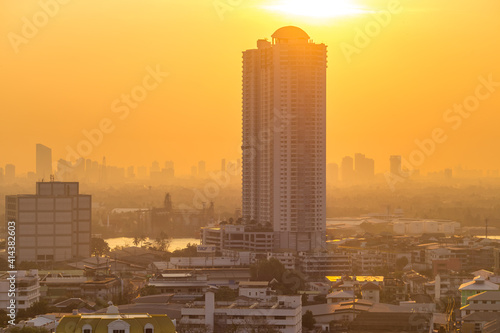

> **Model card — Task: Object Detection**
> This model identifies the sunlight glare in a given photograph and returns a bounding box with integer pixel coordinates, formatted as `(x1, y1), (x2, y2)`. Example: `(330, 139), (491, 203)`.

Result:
(264, 0), (370, 18)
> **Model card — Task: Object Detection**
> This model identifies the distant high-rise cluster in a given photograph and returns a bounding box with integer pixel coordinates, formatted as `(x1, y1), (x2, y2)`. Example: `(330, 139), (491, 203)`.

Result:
(390, 155), (402, 176)
(338, 154), (375, 184)
(36, 144), (52, 180)
(242, 26), (327, 252)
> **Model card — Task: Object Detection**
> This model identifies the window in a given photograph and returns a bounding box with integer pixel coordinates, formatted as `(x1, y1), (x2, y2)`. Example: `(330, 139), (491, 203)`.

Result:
(108, 320), (130, 333)
(144, 323), (154, 333)
(83, 324), (92, 333)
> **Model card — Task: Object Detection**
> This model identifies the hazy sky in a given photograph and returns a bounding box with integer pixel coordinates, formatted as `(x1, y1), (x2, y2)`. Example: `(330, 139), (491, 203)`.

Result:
(1, 0), (499, 175)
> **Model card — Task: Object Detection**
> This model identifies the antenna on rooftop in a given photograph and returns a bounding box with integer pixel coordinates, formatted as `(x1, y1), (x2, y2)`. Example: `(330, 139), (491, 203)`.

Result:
(485, 218), (488, 239)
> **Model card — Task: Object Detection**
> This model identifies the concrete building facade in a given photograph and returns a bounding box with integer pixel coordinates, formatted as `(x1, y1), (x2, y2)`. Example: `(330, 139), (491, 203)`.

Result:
(242, 26), (327, 252)
(5, 182), (91, 263)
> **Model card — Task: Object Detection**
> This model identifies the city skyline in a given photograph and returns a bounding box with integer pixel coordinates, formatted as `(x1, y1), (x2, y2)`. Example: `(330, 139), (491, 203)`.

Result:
(1, 0), (499, 175)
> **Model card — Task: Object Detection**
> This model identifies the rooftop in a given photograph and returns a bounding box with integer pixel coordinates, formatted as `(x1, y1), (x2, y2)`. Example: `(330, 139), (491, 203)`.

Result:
(271, 26), (310, 40)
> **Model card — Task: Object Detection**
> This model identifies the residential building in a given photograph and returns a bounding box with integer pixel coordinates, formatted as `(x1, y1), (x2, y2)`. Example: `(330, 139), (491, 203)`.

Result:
(461, 291), (500, 318)
(238, 281), (275, 300)
(56, 303), (176, 333)
(80, 276), (122, 302)
(267, 252), (297, 270)
(5, 182), (91, 262)
(298, 251), (350, 277)
(361, 282), (381, 303)
(459, 277), (500, 306)
(202, 224), (274, 253)
(242, 26), (327, 252)
(180, 289), (302, 333)
(326, 290), (354, 304)
(0, 270), (40, 310)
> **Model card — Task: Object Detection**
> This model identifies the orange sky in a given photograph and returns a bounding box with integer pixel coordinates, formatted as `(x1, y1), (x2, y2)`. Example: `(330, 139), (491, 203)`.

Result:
(1, 0), (499, 175)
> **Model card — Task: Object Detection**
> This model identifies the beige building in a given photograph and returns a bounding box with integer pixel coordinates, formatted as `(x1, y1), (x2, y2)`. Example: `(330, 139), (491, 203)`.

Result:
(0, 270), (40, 310)
(5, 182), (91, 262)
(180, 289), (302, 333)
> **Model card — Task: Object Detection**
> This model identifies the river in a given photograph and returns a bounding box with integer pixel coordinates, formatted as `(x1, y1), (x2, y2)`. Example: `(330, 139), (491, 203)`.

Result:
(104, 237), (200, 250)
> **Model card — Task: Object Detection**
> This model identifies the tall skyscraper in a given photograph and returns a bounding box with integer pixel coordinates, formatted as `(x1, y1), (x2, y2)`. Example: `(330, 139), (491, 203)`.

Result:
(355, 153), (375, 182)
(390, 155), (402, 175)
(198, 161), (206, 178)
(5, 182), (91, 263)
(242, 26), (327, 252)
(5, 164), (15, 182)
(36, 144), (52, 180)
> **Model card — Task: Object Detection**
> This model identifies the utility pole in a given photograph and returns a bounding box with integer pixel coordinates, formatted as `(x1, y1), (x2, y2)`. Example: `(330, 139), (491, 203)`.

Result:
(486, 218), (489, 239)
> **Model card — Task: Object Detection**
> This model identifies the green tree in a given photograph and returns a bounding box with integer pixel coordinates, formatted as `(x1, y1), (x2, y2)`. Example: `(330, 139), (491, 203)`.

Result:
(250, 258), (285, 282)
(138, 285), (160, 296)
(170, 243), (198, 257)
(154, 231), (171, 252)
(91, 238), (110, 257)
(139, 235), (147, 247)
(250, 259), (305, 295)
(215, 287), (237, 301)
(396, 256), (409, 271)
(302, 310), (316, 330)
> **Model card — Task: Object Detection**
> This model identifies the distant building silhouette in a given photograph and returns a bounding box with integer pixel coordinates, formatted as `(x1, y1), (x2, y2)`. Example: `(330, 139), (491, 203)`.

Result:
(198, 161), (206, 178)
(5, 164), (15, 182)
(137, 166), (147, 179)
(221, 158), (226, 173)
(148, 193), (215, 237)
(390, 155), (402, 175)
(127, 165), (135, 178)
(354, 153), (374, 182)
(151, 160), (160, 173)
(242, 26), (327, 252)
(341, 156), (354, 184)
(327, 163), (339, 185)
(36, 144), (52, 180)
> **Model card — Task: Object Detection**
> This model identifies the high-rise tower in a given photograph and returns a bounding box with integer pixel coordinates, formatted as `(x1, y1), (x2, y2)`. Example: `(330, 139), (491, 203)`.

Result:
(242, 26), (327, 252)
(36, 144), (52, 180)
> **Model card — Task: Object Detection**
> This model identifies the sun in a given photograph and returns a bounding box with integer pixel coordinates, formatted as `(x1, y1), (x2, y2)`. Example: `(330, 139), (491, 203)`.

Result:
(263, 0), (370, 18)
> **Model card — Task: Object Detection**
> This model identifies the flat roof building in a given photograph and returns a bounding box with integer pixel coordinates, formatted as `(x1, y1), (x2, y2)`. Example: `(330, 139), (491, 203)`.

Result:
(5, 182), (91, 263)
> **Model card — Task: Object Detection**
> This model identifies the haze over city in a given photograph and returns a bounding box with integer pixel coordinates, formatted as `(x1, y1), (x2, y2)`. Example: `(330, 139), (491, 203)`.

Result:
(2, 1), (500, 332)
(1, 0), (500, 175)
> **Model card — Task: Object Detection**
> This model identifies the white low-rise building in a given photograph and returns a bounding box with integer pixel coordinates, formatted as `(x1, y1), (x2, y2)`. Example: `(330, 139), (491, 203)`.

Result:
(267, 252), (296, 270)
(0, 270), (40, 310)
(180, 289), (302, 333)
(392, 219), (460, 236)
